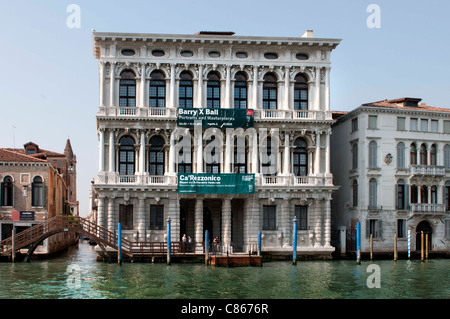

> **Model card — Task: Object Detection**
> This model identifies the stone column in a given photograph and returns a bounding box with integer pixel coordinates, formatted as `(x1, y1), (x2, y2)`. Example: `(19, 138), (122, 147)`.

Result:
(324, 67), (330, 111)
(283, 131), (290, 176)
(314, 132), (321, 176)
(109, 62), (116, 107)
(197, 64), (203, 108)
(108, 129), (115, 173)
(140, 63), (146, 107)
(168, 196), (180, 241)
(252, 130), (259, 174)
(252, 66), (258, 109)
(170, 63), (176, 108)
(195, 198), (203, 243)
(168, 130), (176, 175)
(314, 199), (323, 246)
(284, 66), (290, 110)
(315, 66), (321, 111)
(107, 197), (115, 233)
(325, 131), (331, 175)
(98, 129), (105, 173)
(282, 198), (291, 247)
(99, 61), (105, 107)
(222, 198), (232, 249)
(139, 131), (146, 175)
(225, 65), (231, 108)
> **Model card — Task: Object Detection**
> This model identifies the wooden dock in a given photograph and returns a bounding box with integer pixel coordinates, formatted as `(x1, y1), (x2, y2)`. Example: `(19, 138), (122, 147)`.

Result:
(209, 253), (262, 267)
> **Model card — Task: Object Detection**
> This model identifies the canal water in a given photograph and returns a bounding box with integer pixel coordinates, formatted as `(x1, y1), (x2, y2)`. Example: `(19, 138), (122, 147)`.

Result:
(0, 241), (448, 299)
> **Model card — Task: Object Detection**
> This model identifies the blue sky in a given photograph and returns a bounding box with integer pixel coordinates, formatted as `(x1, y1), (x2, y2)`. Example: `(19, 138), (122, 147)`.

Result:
(0, 0), (449, 216)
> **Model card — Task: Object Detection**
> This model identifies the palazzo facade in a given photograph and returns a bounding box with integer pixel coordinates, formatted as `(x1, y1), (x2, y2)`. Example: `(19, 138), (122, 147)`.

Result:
(90, 30), (341, 258)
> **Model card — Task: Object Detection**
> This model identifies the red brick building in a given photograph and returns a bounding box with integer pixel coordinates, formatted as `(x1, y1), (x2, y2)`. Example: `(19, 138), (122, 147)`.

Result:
(0, 140), (78, 257)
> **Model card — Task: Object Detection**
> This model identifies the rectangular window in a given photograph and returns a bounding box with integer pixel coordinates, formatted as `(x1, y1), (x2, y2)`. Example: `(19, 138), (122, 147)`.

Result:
(150, 205), (164, 230)
(431, 120), (438, 133)
(368, 115), (377, 129)
(263, 205), (276, 230)
(410, 118), (418, 131)
(421, 119), (428, 132)
(397, 117), (406, 131)
(366, 219), (382, 239)
(351, 118), (358, 132)
(397, 219), (406, 238)
(119, 204), (133, 230)
(444, 120), (450, 134)
(295, 205), (308, 230)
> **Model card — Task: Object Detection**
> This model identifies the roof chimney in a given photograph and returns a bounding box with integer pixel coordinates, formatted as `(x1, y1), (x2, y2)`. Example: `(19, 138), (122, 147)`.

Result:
(301, 30), (314, 38)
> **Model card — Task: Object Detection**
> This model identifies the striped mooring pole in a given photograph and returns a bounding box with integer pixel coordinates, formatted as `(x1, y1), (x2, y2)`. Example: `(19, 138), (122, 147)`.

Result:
(292, 217), (298, 265)
(167, 218), (171, 265)
(356, 222), (361, 264)
(205, 230), (209, 265)
(407, 229), (411, 260)
(117, 222), (122, 265)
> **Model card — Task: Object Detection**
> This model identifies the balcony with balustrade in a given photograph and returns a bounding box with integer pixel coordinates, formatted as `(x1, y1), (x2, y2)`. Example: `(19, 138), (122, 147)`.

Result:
(409, 165), (446, 177)
(410, 203), (446, 216)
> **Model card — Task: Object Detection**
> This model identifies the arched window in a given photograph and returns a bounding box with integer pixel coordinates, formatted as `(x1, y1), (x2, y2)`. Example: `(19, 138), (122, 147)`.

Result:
(1, 176), (13, 206)
(352, 179), (358, 207)
(420, 144), (427, 165)
(205, 135), (220, 173)
(262, 73), (277, 110)
(445, 145), (450, 170)
(234, 72), (247, 109)
(397, 142), (405, 168)
(293, 138), (308, 176)
(233, 136), (247, 173)
(369, 141), (377, 168)
(149, 135), (165, 176)
(31, 176), (44, 207)
(207, 72), (221, 108)
(431, 185), (437, 204)
(179, 71), (193, 108)
(369, 178), (377, 210)
(119, 70), (136, 107)
(177, 136), (192, 173)
(119, 136), (135, 175)
(396, 179), (406, 210)
(352, 143), (358, 170)
(294, 74), (308, 110)
(149, 70), (166, 108)
(261, 136), (276, 176)
(430, 144), (437, 166)
(410, 143), (417, 165)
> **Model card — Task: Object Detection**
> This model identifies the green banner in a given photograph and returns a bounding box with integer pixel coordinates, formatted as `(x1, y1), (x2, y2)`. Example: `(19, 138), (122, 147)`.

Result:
(178, 173), (255, 194)
(177, 108), (254, 128)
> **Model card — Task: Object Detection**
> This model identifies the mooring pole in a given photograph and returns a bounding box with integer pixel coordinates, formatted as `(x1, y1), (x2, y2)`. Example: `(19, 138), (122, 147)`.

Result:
(425, 233), (428, 260)
(205, 230), (209, 265)
(258, 231), (262, 257)
(11, 226), (16, 263)
(292, 217), (298, 265)
(117, 222), (122, 265)
(370, 233), (373, 260)
(421, 231), (424, 261)
(167, 218), (171, 265)
(394, 233), (398, 261)
(356, 222), (361, 264)
(408, 229), (411, 260)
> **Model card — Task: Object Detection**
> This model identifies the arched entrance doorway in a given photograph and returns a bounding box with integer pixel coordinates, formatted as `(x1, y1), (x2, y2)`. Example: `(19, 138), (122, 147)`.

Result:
(416, 221), (432, 251)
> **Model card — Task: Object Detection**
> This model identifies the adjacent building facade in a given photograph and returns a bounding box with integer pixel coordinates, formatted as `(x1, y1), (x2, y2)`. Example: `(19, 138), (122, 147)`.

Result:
(0, 140), (78, 256)
(90, 30), (341, 258)
(331, 98), (450, 256)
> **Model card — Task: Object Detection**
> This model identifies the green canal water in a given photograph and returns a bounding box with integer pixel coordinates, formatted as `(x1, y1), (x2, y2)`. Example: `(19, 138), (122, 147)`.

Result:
(0, 241), (448, 299)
